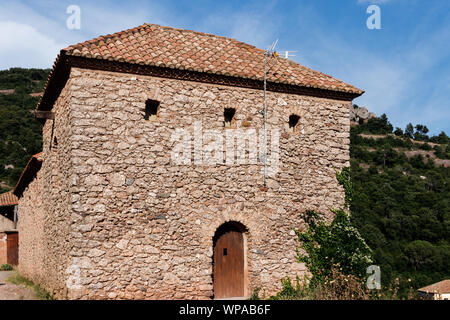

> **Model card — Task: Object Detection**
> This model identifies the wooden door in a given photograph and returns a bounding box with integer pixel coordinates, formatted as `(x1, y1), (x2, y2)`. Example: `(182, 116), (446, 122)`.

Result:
(6, 233), (18, 266)
(213, 231), (244, 298)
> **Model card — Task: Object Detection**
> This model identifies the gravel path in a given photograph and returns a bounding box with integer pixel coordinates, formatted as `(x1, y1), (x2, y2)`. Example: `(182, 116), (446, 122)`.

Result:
(0, 271), (38, 300)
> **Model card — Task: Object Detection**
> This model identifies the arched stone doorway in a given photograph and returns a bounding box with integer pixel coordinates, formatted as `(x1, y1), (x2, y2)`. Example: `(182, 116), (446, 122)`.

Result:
(212, 221), (248, 299)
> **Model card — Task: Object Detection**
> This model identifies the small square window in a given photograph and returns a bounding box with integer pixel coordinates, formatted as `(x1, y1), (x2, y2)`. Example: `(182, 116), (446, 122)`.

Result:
(224, 108), (236, 128)
(223, 248), (228, 256)
(144, 99), (160, 121)
(289, 114), (300, 133)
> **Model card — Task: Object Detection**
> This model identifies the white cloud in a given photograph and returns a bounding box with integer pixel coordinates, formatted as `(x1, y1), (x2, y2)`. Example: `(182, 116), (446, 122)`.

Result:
(0, 21), (65, 69)
(199, 1), (281, 50)
(73, 1), (169, 39)
(228, 13), (279, 49)
(0, 1), (172, 69)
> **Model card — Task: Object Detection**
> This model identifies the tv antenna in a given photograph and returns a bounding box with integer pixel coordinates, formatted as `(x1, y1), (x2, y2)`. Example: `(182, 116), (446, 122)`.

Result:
(262, 39), (279, 187)
(278, 50), (298, 59)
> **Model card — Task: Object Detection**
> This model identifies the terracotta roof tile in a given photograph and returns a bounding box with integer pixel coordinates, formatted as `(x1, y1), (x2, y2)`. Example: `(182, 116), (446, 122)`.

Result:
(0, 191), (18, 207)
(418, 280), (450, 294)
(62, 23), (363, 95)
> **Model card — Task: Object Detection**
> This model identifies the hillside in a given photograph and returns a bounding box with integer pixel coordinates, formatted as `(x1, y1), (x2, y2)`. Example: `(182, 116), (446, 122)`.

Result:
(349, 109), (450, 296)
(0, 68), (50, 192)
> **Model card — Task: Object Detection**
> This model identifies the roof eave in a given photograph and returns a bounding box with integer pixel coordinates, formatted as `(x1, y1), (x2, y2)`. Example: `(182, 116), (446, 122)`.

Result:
(37, 55), (363, 115)
(13, 153), (43, 198)
(36, 50), (70, 113)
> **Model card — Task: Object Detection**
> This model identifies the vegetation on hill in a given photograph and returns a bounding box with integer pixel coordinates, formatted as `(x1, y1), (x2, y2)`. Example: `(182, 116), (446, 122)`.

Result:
(0, 68), (49, 193)
(350, 109), (449, 297)
(269, 110), (449, 300)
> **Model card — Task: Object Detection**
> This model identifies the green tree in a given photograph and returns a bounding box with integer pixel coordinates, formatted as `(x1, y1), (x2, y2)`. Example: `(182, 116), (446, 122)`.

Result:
(394, 127), (403, 136)
(404, 240), (440, 271)
(405, 123), (414, 138)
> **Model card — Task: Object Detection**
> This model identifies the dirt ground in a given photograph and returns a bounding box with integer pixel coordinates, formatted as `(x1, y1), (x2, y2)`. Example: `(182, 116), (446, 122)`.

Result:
(0, 271), (38, 300)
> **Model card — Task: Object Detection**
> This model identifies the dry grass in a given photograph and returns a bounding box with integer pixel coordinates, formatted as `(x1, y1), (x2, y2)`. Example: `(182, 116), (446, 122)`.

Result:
(263, 267), (417, 300)
(7, 271), (54, 300)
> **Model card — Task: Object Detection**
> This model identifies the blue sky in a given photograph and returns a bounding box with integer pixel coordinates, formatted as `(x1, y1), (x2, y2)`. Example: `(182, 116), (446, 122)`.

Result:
(0, 0), (449, 135)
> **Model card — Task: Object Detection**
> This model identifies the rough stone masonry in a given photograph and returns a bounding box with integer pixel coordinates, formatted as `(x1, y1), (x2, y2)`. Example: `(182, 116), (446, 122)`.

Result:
(14, 23), (362, 300)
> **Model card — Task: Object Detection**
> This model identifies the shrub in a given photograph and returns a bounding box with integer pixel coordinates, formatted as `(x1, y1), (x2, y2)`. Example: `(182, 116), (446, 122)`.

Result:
(0, 264), (13, 271)
(313, 266), (370, 300)
(336, 167), (352, 207)
(419, 143), (432, 151)
(270, 267), (372, 300)
(249, 287), (266, 300)
(296, 209), (373, 287)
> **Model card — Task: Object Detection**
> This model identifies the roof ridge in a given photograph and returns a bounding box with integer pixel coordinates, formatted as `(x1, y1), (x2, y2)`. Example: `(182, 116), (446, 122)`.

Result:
(63, 23), (150, 52)
(141, 23), (263, 51)
(64, 22), (265, 55)
(418, 279), (450, 293)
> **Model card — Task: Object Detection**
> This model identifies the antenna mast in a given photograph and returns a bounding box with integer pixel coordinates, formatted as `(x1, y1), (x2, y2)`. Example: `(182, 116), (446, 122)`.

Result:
(263, 39), (278, 187)
(278, 50), (298, 59)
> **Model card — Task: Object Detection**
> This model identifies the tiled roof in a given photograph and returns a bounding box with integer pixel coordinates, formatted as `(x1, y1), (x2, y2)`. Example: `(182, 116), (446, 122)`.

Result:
(0, 191), (18, 206)
(418, 280), (450, 294)
(62, 23), (363, 95)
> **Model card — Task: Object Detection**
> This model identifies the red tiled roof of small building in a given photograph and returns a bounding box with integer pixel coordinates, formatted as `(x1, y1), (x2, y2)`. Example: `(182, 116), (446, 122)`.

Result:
(62, 23), (362, 95)
(418, 280), (450, 294)
(0, 191), (18, 206)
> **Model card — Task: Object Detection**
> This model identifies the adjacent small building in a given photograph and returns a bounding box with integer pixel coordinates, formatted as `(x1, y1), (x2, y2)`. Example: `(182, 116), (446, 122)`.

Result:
(418, 280), (450, 300)
(0, 191), (19, 266)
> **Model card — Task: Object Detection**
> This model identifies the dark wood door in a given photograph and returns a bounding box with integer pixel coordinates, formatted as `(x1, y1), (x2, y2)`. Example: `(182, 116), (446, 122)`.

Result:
(213, 231), (244, 298)
(6, 233), (18, 266)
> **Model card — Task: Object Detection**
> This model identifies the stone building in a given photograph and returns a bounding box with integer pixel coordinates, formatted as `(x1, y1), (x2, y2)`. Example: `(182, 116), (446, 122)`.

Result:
(0, 191), (18, 232)
(418, 280), (450, 300)
(13, 23), (363, 299)
(0, 191), (19, 266)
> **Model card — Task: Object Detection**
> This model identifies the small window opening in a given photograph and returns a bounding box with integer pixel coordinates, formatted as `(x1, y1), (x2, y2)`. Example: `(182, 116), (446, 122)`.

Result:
(224, 108), (236, 128)
(223, 248), (228, 256)
(144, 99), (160, 121)
(52, 137), (58, 150)
(289, 114), (300, 133)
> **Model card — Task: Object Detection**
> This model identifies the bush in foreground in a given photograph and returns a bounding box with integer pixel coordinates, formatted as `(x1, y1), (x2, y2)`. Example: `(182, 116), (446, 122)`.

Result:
(0, 264), (13, 271)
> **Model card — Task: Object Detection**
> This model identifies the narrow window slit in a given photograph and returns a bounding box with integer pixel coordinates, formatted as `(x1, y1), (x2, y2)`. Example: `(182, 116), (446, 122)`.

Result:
(52, 137), (58, 150)
(224, 108), (235, 127)
(289, 114), (300, 133)
(144, 99), (160, 121)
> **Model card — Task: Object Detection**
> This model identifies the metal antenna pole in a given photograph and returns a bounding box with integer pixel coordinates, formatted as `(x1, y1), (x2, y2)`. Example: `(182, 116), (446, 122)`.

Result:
(262, 39), (278, 187)
(263, 52), (267, 187)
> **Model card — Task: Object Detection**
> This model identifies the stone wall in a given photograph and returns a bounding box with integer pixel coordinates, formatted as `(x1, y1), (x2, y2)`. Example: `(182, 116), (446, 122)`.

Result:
(65, 68), (349, 299)
(0, 214), (15, 232)
(18, 168), (45, 284)
(18, 81), (74, 299)
(19, 66), (350, 299)
(0, 232), (7, 265)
